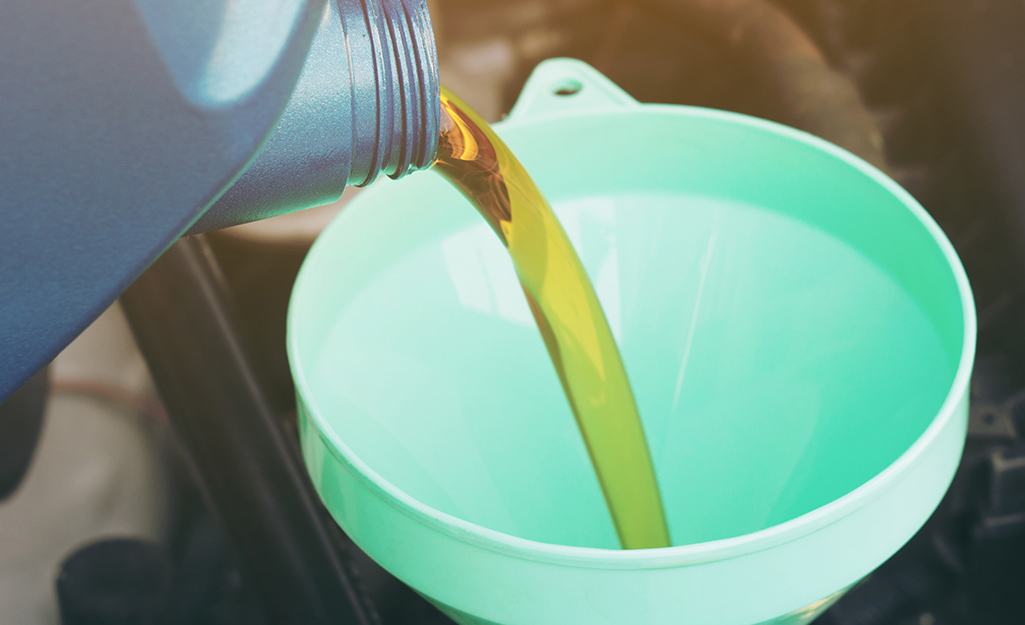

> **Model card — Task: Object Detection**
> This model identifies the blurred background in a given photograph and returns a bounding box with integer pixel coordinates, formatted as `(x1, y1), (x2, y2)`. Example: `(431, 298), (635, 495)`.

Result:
(5, 0), (1025, 623)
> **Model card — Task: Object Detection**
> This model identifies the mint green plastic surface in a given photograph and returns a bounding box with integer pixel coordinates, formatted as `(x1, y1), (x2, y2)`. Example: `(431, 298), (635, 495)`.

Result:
(288, 59), (976, 625)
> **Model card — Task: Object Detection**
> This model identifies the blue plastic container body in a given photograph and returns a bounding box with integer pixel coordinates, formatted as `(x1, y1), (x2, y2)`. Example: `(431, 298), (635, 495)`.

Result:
(0, 0), (439, 401)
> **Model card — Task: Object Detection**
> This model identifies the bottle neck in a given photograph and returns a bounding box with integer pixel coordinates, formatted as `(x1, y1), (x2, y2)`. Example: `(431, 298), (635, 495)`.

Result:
(342, 0), (440, 186)
(192, 0), (439, 233)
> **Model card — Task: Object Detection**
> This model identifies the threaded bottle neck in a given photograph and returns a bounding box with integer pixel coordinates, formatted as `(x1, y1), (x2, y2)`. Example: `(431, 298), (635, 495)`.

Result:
(343, 0), (440, 186)
(192, 0), (440, 233)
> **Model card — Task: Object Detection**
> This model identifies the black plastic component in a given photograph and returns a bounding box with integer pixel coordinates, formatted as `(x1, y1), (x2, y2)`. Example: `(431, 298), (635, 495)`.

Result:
(164, 511), (267, 625)
(119, 236), (377, 625)
(205, 232), (312, 419)
(56, 538), (170, 625)
(966, 443), (1025, 621)
(0, 367), (49, 500)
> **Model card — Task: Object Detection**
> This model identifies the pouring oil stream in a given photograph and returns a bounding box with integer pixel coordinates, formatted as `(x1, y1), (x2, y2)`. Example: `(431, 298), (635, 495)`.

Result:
(431, 87), (671, 549)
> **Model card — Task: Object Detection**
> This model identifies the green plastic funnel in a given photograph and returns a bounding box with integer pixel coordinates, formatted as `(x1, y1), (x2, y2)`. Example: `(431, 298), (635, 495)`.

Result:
(288, 59), (976, 625)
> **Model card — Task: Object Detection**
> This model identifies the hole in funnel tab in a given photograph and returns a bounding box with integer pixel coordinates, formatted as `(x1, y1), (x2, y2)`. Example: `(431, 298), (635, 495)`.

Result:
(553, 79), (583, 96)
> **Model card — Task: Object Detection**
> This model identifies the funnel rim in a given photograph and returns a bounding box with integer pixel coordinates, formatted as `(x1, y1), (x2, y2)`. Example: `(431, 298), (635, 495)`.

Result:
(288, 103), (976, 570)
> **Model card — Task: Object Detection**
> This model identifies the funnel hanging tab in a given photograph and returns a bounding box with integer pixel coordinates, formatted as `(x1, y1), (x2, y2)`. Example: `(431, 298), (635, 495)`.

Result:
(507, 59), (639, 122)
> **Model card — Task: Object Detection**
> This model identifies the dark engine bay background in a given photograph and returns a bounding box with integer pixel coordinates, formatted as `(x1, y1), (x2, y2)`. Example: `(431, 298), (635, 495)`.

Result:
(5, 1), (1025, 623)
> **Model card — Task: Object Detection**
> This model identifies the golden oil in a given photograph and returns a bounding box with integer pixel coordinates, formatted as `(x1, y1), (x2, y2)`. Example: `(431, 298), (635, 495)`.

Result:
(433, 88), (670, 549)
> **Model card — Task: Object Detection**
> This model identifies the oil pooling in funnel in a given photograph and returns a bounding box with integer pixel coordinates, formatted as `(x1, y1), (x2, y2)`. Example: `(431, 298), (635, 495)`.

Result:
(433, 88), (671, 549)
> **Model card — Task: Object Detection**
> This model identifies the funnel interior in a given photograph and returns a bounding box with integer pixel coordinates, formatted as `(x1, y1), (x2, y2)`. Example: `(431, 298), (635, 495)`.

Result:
(294, 110), (965, 550)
